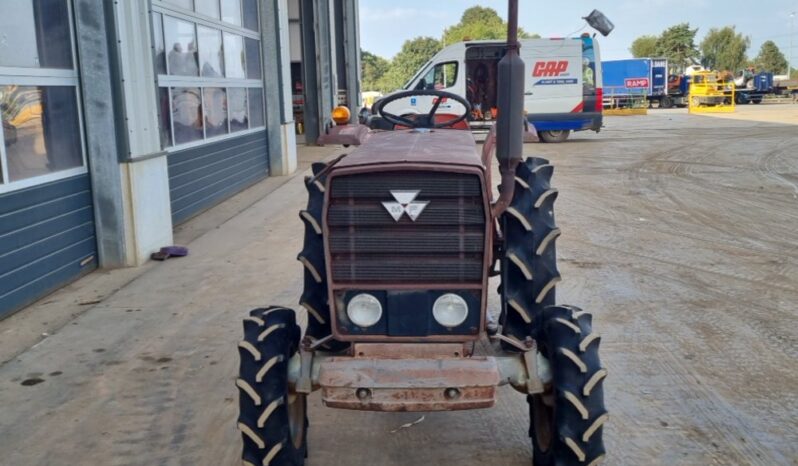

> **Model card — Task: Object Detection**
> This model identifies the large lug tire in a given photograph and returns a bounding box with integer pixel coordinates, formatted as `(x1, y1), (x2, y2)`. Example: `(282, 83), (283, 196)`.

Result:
(499, 157), (561, 349)
(297, 162), (347, 352)
(539, 130), (570, 143)
(237, 307), (307, 466)
(529, 305), (608, 466)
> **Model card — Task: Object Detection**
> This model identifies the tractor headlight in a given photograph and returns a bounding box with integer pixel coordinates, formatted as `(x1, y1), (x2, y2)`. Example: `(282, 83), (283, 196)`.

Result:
(346, 293), (383, 328)
(432, 294), (468, 328)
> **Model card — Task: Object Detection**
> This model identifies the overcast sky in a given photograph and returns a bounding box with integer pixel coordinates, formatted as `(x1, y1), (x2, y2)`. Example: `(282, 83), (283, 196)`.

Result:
(359, 0), (798, 63)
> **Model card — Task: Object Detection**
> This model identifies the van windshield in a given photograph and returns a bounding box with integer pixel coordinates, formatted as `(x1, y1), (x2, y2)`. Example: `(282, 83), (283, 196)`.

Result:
(403, 60), (432, 90)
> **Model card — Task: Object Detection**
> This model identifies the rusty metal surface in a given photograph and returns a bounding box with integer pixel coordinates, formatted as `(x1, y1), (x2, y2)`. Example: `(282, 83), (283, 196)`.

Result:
(317, 124), (371, 146)
(335, 129), (483, 169)
(352, 343), (469, 359)
(317, 356), (501, 412)
(322, 386), (496, 412)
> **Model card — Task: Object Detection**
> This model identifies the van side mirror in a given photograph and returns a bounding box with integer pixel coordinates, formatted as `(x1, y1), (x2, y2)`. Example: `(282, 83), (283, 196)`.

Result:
(416, 79), (427, 90)
(584, 10), (614, 37)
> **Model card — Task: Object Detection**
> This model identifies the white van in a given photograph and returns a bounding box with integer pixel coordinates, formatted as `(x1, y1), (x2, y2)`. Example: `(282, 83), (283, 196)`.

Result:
(380, 37), (603, 142)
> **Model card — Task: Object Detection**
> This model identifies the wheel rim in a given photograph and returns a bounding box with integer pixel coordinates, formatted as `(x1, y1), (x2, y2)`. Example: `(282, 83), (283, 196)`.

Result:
(531, 392), (555, 454)
(287, 393), (306, 449)
(548, 130), (564, 137)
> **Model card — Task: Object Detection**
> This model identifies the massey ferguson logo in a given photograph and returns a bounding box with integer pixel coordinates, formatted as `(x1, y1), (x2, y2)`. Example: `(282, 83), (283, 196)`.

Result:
(382, 190), (429, 222)
(533, 61), (569, 77)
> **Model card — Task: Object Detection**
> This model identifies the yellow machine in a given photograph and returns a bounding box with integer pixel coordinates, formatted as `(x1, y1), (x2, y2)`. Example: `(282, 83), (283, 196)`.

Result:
(688, 71), (735, 113)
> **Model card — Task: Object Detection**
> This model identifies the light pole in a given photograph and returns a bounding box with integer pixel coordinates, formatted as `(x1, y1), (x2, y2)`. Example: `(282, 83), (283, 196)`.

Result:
(791, 11), (795, 77)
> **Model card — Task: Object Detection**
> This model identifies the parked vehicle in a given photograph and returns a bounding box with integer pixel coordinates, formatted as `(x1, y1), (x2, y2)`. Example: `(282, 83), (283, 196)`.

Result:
(689, 71), (734, 107)
(732, 68), (773, 104)
(374, 36), (604, 143)
(601, 58), (667, 108)
(235, 5), (611, 466)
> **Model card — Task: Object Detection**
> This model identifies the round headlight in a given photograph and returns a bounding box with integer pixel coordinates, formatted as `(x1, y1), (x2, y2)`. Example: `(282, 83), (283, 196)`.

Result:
(346, 294), (382, 328)
(433, 294), (468, 328)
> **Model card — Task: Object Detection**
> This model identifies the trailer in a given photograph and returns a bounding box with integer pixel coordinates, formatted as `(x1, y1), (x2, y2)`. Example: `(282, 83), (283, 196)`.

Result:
(733, 71), (773, 104)
(601, 58), (667, 108)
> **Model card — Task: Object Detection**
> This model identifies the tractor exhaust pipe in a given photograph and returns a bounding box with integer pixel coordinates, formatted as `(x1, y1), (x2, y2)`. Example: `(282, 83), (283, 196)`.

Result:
(492, 0), (525, 217)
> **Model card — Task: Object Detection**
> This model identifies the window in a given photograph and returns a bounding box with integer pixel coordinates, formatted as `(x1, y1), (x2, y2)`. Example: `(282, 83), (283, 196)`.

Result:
(417, 62), (458, 90)
(0, 0), (86, 193)
(152, 0), (265, 149)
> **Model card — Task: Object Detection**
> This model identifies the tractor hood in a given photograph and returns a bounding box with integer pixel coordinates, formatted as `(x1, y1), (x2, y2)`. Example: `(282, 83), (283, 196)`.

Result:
(336, 129), (483, 169)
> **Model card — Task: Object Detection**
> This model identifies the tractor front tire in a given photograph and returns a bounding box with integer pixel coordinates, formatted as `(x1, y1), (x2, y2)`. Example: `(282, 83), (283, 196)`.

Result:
(237, 307), (308, 466)
(529, 305), (607, 466)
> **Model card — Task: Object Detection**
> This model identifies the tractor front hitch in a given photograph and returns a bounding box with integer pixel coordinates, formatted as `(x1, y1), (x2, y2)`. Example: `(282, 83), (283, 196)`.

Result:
(286, 342), (552, 412)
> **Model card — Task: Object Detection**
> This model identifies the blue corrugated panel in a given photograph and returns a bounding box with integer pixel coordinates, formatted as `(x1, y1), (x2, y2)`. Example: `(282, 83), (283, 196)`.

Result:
(168, 131), (269, 224)
(0, 175), (98, 319)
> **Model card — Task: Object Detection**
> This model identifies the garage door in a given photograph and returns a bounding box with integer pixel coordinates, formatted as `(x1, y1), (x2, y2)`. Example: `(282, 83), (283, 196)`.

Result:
(0, 1), (97, 319)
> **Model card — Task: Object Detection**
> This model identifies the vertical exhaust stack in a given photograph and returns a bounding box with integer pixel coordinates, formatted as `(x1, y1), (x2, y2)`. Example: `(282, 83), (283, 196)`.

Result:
(493, 0), (525, 217)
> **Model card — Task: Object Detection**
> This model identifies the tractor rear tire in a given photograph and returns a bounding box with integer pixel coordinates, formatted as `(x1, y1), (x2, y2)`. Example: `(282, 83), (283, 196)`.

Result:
(298, 162), (347, 352)
(237, 307), (307, 466)
(539, 130), (570, 143)
(529, 305), (607, 466)
(499, 157), (561, 350)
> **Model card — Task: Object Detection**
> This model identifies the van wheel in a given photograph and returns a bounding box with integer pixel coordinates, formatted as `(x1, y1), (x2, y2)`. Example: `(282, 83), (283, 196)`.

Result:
(539, 130), (570, 143)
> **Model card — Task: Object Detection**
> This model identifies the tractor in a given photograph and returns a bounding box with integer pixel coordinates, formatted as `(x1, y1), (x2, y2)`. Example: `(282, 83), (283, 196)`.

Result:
(235, 3), (609, 465)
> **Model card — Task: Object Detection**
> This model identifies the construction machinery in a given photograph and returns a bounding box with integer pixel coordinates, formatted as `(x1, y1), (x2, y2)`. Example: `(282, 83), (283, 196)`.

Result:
(688, 71), (735, 113)
(235, 3), (609, 465)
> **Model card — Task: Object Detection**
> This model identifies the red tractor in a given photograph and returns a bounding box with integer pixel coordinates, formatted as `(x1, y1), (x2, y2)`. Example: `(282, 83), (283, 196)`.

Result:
(236, 3), (609, 465)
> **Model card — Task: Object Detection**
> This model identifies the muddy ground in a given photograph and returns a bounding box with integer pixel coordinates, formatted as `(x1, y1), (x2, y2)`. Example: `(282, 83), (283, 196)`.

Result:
(0, 104), (796, 465)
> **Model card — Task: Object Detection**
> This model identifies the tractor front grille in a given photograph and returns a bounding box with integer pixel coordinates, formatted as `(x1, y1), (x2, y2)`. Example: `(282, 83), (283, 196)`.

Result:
(327, 171), (486, 284)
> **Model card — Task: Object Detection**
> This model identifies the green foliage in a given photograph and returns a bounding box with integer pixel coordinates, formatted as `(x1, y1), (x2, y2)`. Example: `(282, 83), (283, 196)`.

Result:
(361, 50), (390, 92)
(629, 35), (659, 58)
(753, 40), (788, 74)
(442, 6), (537, 44)
(700, 26), (749, 72)
(655, 23), (700, 73)
(379, 37), (442, 91)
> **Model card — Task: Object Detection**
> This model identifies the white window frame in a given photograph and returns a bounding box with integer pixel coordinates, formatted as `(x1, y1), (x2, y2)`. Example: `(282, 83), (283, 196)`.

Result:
(152, 0), (264, 152)
(0, 0), (88, 195)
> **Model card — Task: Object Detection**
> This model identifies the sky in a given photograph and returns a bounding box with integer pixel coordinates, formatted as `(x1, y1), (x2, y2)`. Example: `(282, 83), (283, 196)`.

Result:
(359, 0), (798, 64)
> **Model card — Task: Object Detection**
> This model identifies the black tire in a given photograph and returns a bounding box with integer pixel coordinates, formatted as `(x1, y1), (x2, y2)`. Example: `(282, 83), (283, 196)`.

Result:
(499, 157), (561, 349)
(237, 306), (307, 466)
(529, 305), (607, 466)
(660, 96), (673, 109)
(538, 130), (570, 143)
(752, 96), (762, 104)
(298, 162), (347, 352)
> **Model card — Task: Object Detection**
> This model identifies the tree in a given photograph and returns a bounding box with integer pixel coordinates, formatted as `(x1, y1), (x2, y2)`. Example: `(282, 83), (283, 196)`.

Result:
(656, 23), (700, 73)
(361, 49), (390, 92)
(753, 40), (788, 74)
(379, 37), (442, 91)
(442, 6), (537, 44)
(699, 26), (749, 72)
(629, 35), (659, 58)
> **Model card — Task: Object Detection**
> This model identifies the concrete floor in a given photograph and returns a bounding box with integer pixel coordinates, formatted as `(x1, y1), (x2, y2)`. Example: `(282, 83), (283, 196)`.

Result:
(1, 104), (797, 465)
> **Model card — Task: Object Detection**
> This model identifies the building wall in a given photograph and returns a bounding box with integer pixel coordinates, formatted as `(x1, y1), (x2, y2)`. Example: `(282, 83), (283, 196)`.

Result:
(0, 175), (97, 319)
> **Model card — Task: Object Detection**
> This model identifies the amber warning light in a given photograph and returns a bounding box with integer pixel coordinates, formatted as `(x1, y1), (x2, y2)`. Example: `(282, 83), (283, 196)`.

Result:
(332, 106), (351, 125)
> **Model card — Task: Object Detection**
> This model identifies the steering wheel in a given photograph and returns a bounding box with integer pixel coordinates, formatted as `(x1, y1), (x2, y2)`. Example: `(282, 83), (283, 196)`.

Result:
(374, 90), (471, 129)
